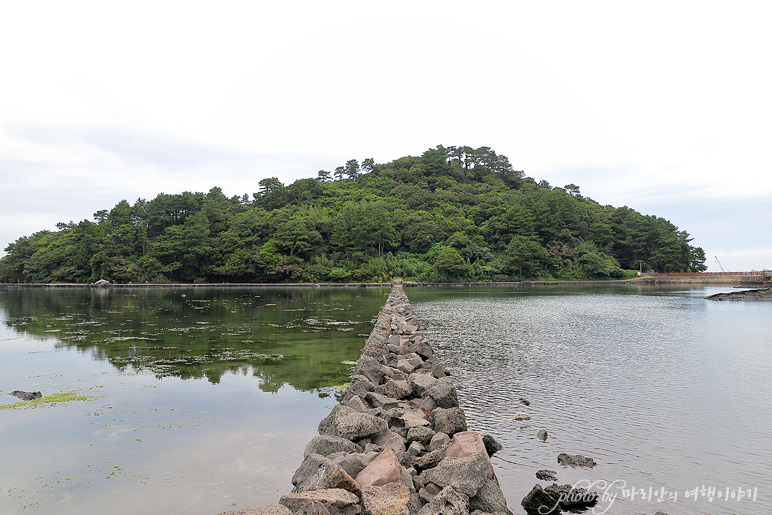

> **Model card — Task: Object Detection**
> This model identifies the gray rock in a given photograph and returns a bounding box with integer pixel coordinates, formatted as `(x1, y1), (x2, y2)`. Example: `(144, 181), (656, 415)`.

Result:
(429, 432), (450, 451)
(342, 375), (374, 402)
(395, 359), (416, 375)
(384, 368), (409, 383)
(409, 372), (439, 396)
(432, 407), (467, 437)
(521, 484), (561, 514)
(291, 454), (359, 494)
(536, 429), (548, 441)
(417, 395), (438, 413)
(327, 452), (379, 478)
(417, 486), (470, 515)
(10, 390), (42, 401)
(481, 434), (502, 457)
(544, 484), (598, 510)
(353, 356), (387, 385)
(418, 482), (442, 503)
(421, 454), (490, 497)
(342, 395), (369, 413)
(373, 428), (407, 453)
(318, 405), (388, 440)
(218, 506), (293, 515)
(387, 343), (407, 355)
(404, 353), (424, 368)
(363, 443), (385, 454)
(401, 466), (417, 494)
(430, 362), (449, 378)
(218, 505), (292, 515)
(408, 441), (426, 456)
(557, 453), (596, 468)
(407, 426), (436, 445)
(304, 435), (362, 458)
(519, 397), (530, 406)
(424, 381), (458, 409)
(535, 469), (557, 481)
(411, 339), (434, 360)
(366, 392), (401, 410)
(469, 479), (509, 513)
(401, 411), (431, 429)
(279, 489), (361, 515)
(376, 379), (412, 400)
(360, 483), (412, 515)
(413, 441), (451, 472)
(297, 502), (331, 515)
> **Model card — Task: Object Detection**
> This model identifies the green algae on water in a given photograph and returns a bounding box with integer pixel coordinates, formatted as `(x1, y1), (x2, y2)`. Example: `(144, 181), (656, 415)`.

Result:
(1, 392), (98, 410)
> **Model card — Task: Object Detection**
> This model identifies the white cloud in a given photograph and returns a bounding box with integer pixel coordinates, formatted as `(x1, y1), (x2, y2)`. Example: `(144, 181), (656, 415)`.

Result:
(1, 1), (771, 269)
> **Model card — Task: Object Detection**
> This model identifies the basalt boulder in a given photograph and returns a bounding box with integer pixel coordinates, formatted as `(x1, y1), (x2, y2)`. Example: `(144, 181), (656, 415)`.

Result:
(420, 454), (490, 497)
(291, 454), (359, 494)
(279, 489), (361, 515)
(318, 405), (387, 441)
(304, 436), (363, 458)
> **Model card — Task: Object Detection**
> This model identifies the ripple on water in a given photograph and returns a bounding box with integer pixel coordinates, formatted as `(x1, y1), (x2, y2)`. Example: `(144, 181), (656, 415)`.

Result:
(413, 288), (772, 515)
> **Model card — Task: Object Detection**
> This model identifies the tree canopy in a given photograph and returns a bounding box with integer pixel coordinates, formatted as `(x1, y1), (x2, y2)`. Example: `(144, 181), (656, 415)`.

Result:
(0, 145), (706, 284)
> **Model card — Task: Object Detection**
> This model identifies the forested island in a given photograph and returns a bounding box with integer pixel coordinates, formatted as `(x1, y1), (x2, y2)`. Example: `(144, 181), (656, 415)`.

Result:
(0, 145), (706, 284)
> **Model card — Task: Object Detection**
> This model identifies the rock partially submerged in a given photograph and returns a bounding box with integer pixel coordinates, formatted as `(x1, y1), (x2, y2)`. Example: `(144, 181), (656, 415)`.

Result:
(481, 434), (502, 457)
(521, 483), (598, 514)
(535, 469), (557, 481)
(10, 390), (42, 401)
(706, 288), (772, 301)
(557, 453), (596, 469)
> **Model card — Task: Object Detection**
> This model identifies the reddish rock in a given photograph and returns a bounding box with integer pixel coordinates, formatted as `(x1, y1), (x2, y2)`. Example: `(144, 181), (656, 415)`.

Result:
(355, 447), (404, 487)
(444, 431), (494, 479)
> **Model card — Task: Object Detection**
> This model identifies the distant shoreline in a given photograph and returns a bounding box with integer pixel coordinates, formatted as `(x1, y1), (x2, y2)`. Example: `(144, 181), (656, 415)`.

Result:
(1, 276), (763, 289)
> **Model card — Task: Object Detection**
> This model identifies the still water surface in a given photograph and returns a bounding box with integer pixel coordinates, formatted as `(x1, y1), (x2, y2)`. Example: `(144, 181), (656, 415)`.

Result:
(0, 285), (769, 514)
(409, 285), (771, 515)
(0, 287), (389, 514)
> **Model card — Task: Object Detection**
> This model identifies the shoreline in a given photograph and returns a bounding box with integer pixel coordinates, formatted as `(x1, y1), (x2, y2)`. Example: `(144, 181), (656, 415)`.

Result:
(1, 276), (767, 289)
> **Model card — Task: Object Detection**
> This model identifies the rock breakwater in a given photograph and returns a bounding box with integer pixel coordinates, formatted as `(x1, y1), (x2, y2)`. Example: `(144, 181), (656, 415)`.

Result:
(221, 285), (511, 515)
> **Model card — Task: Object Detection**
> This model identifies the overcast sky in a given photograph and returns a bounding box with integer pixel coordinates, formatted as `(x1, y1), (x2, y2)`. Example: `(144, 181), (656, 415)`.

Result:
(1, 1), (770, 271)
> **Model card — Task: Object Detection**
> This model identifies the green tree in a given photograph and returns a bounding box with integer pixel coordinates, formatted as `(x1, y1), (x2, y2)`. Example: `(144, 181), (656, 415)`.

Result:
(506, 236), (547, 278)
(344, 159), (360, 181)
(434, 247), (467, 277)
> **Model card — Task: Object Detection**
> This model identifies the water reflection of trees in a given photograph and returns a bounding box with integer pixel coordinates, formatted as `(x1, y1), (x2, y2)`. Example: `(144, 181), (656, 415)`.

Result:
(0, 287), (388, 390)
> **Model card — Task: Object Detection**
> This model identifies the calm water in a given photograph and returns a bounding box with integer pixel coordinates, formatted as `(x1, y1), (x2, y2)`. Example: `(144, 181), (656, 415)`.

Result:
(1, 286), (769, 515)
(409, 286), (771, 515)
(0, 287), (389, 515)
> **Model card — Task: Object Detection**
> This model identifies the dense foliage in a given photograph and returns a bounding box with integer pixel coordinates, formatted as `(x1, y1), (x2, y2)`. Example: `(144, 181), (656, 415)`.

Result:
(0, 145), (706, 283)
